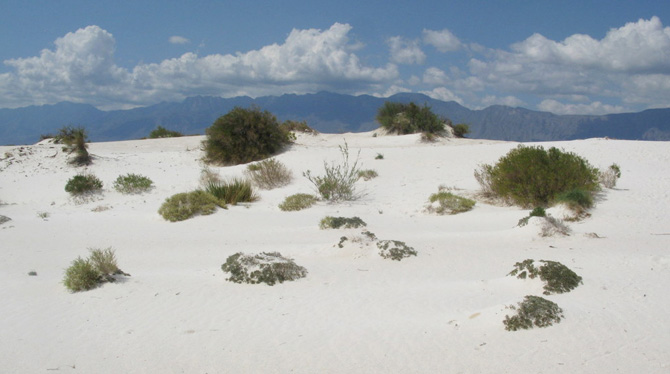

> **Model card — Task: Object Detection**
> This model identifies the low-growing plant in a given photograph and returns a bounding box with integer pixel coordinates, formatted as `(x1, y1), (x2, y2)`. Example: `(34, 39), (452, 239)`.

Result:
(375, 153), (384, 160)
(37, 211), (50, 219)
(245, 158), (293, 189)
(205, 178), (258, 205)
(278, 193), (318, 211)
(509, 259), (583, 295)
(63, 257), (101, 292)
(503, 295), (564, 331)
(556, 188), (594, 216)
(426, 190), (476, 215)
(148, 126), (183, 138)
(221, 252), (308, 285)
(88, 247), (120, 281)
(158, 190), (225, 222)
(304, 141), (363, 202)
(451, 123), (470, 138)
(28, 271), (38, 276)
(357, 169), (378, 181)
(65, 174), (103, 195)
(319, 216), (367, 229)
(58, 126), (91, 166)
(541, 216), (571, 237)
(279, 120), (318, 135)
(377, 240), (417, 261)
(599, 163), (621, 189)
(113, 173), (154, 194)
(517, 207), (546, 226)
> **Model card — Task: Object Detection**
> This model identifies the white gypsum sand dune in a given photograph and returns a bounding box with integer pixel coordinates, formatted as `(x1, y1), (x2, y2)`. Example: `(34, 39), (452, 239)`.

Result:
(0, 133), (669, 373)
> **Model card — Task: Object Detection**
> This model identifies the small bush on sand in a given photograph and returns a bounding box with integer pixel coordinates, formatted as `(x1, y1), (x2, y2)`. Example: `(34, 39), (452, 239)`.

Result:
(278, 193), (318, 211)
(556, 188), (593, 216)
(58, 126), (91, 166)
(65, 174), (103, 195)
(451, 123), (470, 138)
(517, 207), (546, 226)
(376, 101), (446, 135)
(357, 169), (378, 181)
(113, 173), (154, 194)
(509, 259), (583, 295)
(245, 158), (293, 189)
(599, 163), (621, 189)
(158, 190), (225, 222)
(426, 190), (475, 215)
(221, 252), (308, 285)
(205, 178), (258, 205)
(540, 216), (571, 237)
(475, 145), (599, 208)
(148, 126), (183, 138)
(375, 153), (384, 160)
(377, 240), (417, 261)
(63, 257), (100, 292)
(88, 248), (121, 281)
(503, 295), (564, 331)
(279, 120), (318, 135)
(319, 216), (367, 229)
(304, 141), (363, 202)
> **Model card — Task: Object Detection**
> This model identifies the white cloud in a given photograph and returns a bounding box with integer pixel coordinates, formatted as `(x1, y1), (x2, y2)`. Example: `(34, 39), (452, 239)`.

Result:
(387, 36), (425, 65)
(538, 99), (626, 115)
(423, 28), (462, 52)
(169, 36), (190, 45)
(420, 87), (463, 104)
(422, 67), (449, 85)
(480, 95), (526, 108)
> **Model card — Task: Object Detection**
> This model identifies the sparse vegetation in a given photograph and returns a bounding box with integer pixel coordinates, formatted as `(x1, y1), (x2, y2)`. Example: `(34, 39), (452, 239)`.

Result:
(540, 216), (571, 237)
(377, 240), (417, 261)
(278, 193), (318, 211)
(509, 259), (583, 295)
(204, 178), (258, 205)
(245, 158), (293, 189)
(65, 174), (103, 195)
(517, 207), (547, 226)
(319, 216), (367, 229)
(376, 101), (447, 135)
(474, 145), (599, 207)
(599, 163), (621, 189)
(503, 295), (564, 331)
(221, 252), (308, 285)
(202, 106), (294, 165)
(148, 126), (183, 138)
(158, 190), (225, 222)
(58, 126), (91, 166)
(426, 189), (476, 215)
(375, 153), (384, 160)
(451, 123), (470, 138)
(113, 173), (154, 194)
(556, 188), (593, 216)
(63, 248), (129, 292)
(279, 120), (318, 135)
(304, 141), (363, 202)
(357, 169), (378, 181)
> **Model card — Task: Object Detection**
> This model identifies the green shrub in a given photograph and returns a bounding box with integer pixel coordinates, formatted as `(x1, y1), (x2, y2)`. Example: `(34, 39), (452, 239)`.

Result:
(556, 188), (593, 215)
(63, 257), (101, 292)
(503, 295), (564, 331)
(202, 106), (293, 165)
(509, 259), (583, 295)
(475, 145), (599, 207)
(375, 153), (384, 160)
(376, 101), (447, 135)
(357, 169), (378, 181)
(205, 178), (258, 205)
(278, 193), (318, 211)
(517, 207), (546, 226)
(58, 126), (91, 166)
(426, 190), (476, 215)
(451, 123), (470, 138)
(304, 141), (363, 202)
(319, 216), (367, 229)
(158, 190), (225, 222)
(221, 252), (308, 285)
(245, 158), (293, 189)
(377, 240), (417, 261)
(113, 173), (154, 194)
(65, 174), (103, 195)
(279, 120), (318, 135)
(88, 247), (120, 277)
(599, 163), (621, 189)
(148, 126), (183, 138)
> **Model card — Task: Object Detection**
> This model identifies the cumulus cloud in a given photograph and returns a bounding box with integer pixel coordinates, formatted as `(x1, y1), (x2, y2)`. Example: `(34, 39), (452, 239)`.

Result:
(169, 36), (190, 45)
(422, 67), (450, 85)
(420, 87), (463, 104)
(423, 28), (462, 52)
(480, 95), (526, 108)
(387, 36), (425, 65)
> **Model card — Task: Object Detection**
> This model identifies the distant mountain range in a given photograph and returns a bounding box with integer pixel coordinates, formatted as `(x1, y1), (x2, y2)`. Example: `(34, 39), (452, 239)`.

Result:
(1, 91), (669, 145)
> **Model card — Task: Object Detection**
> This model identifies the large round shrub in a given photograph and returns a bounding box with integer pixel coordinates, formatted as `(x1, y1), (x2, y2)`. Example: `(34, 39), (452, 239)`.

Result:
(477, 145), (599, 207)
(202, 106), (293, 165)
(376, 101), (446, 135)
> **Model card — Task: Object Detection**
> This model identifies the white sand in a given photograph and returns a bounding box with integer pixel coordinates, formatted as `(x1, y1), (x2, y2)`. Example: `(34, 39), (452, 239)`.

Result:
(1, 133), (669, 373)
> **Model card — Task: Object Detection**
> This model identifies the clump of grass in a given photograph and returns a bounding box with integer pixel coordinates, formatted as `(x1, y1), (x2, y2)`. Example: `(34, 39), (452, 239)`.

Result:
(426, 189), (476, 215)
(221, 252), (308, 285)
(37, 211), (50, 220)
(503, 295), (564, 331)
(304, 141), (364, 202)
(278, 193), (318, 211)
(357, 169), (378, 181)
(599, 163), (621, 189)
(113, 173), (154, 194)
(319, 216), (367, 229)
(509, 259), (583, 295)
(245, 158), (293, 189)
(65, 174), (103, 196)
(205, 178), (258, 205)
(377, 240), (417, 261)
(158, 190), (225, 222)
(63, 247), (129, 292)
(58, 126), (91, 166)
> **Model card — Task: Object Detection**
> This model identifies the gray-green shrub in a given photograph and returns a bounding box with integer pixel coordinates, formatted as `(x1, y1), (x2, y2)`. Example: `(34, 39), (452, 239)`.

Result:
(304, 141), (363, 202)
(221, 252), (308, 285)
(63, 257), (101, 292)
(319, 216), (367, 229)
(245, 158), (293, 189)
(357, 169), (378, 181)
(278, 193), (318, 211)
(113, 173), (154, 194)
(376, 101), (446, 135)
(503, 295), (564, 331)
(599, 163), (621, 189)
(426, 190), (476, 215)
(377, 240), (417, 261)
(65, 174), (103, 195)
(509, 259), (583, 295)
(158, 190), (225, 222)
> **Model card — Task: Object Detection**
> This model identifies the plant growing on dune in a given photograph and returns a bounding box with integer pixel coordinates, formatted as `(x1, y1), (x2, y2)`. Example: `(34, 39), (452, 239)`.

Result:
(113, 173), (154, 194)
(377, 240), (417, 261)
(599, 163), (621, 189)
(221, 252), (308, 285)
(148, 126), (183, 139)
(503, 295), (564, 331)
(205, 178), (258, 205)
(508, 259), (583, 295)
(357, 169), (378, 181)
(426, 188), (476, 215)
(319, 216), (367, 229)
(63, 247), (129, 292)
(65, 173), (103, 195)
(278, 193), (318, 211)
(304, 141), (364, 202)
(158, 190), (226, 222)
(57, 126), (91, 166)
(376, 101), (446, 135)
(245, 158), (293, 189)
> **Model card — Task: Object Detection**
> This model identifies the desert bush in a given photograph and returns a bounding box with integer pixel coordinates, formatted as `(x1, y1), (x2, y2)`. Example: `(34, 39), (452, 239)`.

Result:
(63, 257), (100, 292)
(375, 153), (384, 160)
(377, 240), (417, 261)
(88, 248), (120, 278)
(357, 169), (378, 181)
(65, 174), (103, 195)
(158, 190), (225, 222)
(279, 120), (318, 135)
(58, 126), (91, 166)
(541, 216), (571, 237)
(148, 126), (183, 138)
(376, 101), (446, 135)
(451, 123), (470, 138)
(517, 207), (547, 226)
(556, 188), (593, 215)
(221, 252), (308, 285)
(599, 163), (621, 189)
(278, 193), (318, 211)
(426, 190), (476, 215)
(113, 173), (154, 194)
(509, 259), (583, 295)
(205, 178), (258, 205)
(503, 295), (564, 331)
(202, 106), (293, 165)
(304, 141), (363, 202)
(319, 216), (367, 229)
(475, 145), (599, 207)
(245, 158), (293, 189)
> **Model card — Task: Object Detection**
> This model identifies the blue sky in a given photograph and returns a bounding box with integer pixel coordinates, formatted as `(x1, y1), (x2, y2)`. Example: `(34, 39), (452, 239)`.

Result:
(1, 0), (669, 114)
